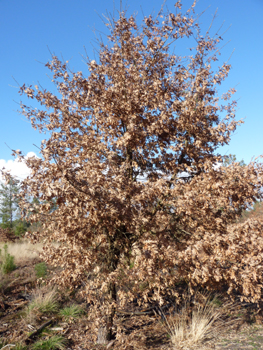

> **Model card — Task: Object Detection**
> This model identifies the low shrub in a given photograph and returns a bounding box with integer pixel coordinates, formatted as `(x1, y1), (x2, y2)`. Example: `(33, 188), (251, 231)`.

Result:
(13, 220), (29, 237)
(0, 244), (16, 274)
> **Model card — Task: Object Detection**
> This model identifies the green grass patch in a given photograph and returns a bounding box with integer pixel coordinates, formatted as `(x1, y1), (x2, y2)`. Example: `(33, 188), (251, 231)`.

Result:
(31, 335), (67, 350)
(35, 262), (48, 278)
(59, 304), (84, 321)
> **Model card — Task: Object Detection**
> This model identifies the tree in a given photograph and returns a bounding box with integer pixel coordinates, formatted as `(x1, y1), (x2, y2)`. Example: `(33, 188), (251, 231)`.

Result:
(0, 177), (20, 230)
(5, 1), (263, 343)
(0, 177), (29, 236)
(222, 153), (246, 167)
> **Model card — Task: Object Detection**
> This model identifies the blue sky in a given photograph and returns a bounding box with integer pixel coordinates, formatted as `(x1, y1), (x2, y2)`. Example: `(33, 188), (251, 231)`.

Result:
(1, 0), (263, 179)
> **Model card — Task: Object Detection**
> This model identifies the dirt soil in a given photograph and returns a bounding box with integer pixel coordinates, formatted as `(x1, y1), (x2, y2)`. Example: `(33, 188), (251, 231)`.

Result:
(214, 324), (263, 350)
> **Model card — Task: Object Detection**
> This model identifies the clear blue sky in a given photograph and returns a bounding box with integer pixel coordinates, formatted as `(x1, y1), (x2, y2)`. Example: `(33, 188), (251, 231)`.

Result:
(1, 0), (263, 175)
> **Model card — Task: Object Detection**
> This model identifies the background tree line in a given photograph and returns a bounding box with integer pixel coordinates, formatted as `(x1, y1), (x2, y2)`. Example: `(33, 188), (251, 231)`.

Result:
(0, 176), (58, 236)
(0, 177), (29, 236)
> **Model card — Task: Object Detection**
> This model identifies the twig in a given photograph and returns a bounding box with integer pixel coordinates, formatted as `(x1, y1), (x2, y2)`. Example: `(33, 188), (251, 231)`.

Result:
(5, 299), (29, 311)
(117, 309), (154, 316)
(116, 301), (173, 317)
(25, 319), (54, 342)
(4, 277), (36, 293)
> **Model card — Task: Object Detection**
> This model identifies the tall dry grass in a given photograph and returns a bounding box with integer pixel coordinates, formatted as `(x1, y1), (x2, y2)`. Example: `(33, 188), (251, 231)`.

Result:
(0, 239), (60, 263)
(162, 292), (239, 349)
(0, 240), (43, 262)
(22, 286), (59, 326)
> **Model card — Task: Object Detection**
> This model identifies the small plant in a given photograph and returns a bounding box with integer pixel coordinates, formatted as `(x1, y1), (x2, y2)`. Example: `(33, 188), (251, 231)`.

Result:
(162, 292), (239, 349)
(28, 287), (59, 314)
(35, 262), (48, 278)
(0, 244), (16, 274)
(31, 335), (67, 350)
(59, 304), (84, 321)
(129, 261), (134, 269)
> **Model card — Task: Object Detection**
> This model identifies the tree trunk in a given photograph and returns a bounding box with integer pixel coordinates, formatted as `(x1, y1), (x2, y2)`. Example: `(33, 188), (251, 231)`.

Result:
(97, 229), (122, 344)
(97, 282), (117, 344)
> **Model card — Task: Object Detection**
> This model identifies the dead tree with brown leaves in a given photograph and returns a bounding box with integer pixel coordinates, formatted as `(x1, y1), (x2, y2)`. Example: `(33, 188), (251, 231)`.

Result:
(4, 1), (263, 343)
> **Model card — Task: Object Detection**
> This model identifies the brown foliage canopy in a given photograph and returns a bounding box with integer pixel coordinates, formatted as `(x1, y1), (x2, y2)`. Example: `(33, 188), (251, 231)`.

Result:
(4, 0), (263, 334)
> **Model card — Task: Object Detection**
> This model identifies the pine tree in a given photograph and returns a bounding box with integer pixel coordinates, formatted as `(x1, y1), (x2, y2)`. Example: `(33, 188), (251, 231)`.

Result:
(0, 177), (20, 229)
(222, 154), (246, 167)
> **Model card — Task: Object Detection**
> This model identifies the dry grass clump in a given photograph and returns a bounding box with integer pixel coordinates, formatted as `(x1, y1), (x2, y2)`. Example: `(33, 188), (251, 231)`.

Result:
(24, 286), (59, 325)
(162, 292), (239, 349)
(28, 286), (59, 314)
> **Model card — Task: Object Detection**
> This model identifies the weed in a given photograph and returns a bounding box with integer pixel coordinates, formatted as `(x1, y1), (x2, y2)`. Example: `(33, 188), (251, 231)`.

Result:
(59, 304), (84, 321)
(35, 262), (48, 278)
(129, 262), (134, 269)
(0, 244), (16, 274)
(28, 287), (59, 314)
(31, 335), (67, 350)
